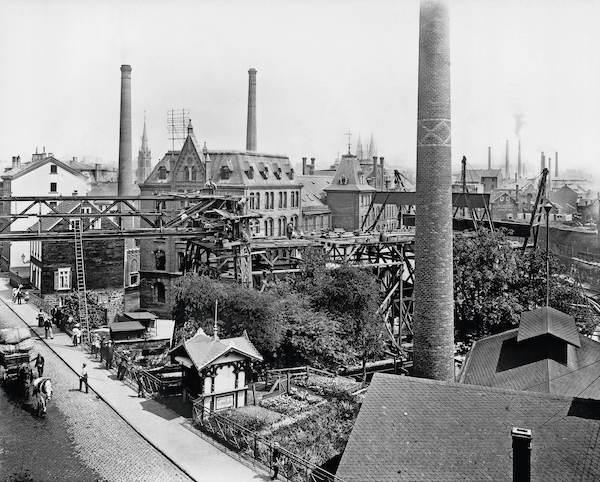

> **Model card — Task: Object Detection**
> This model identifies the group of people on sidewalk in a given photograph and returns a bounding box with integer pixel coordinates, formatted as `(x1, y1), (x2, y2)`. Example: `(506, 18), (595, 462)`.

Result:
(12, 284), (28, 304)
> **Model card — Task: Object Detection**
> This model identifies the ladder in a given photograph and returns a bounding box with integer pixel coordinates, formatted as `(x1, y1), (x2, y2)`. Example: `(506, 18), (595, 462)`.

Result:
(74, 219), (90, 344)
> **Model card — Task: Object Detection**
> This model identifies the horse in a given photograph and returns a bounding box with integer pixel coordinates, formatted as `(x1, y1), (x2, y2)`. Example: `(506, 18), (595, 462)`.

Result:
(32, 377), (52, 417)
(17, 362), (33, 397)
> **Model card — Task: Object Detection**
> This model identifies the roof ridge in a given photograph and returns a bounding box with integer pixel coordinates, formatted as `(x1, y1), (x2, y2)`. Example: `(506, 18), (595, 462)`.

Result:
(377, 373), (574, 402)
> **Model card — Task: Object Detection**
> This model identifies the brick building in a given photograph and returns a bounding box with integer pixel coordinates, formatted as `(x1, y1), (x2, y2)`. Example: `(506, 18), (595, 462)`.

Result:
(29, 199), (125, 320)
(138, 121), (302, 315)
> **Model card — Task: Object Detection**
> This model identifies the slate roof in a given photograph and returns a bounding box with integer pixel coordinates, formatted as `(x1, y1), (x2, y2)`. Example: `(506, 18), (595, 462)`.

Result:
(336, 373), (600, 481)
(325, 154), (375, 193)
(170, 330), (263, 371)
(110, 321), (146, 332)
(28, 199), (118, 232)
(296, 175), (331, 214)
(459, 322), (600, 399)
(518, 307), (580, 347)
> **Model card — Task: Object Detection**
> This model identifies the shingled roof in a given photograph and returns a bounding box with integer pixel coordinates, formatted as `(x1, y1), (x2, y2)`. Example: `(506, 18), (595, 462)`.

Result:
(459, 309), (600, 398)
(336, 374), (600, 481)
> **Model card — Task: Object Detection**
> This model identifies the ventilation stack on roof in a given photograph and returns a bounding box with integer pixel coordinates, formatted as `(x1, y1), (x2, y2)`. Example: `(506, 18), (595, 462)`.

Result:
(310, 157), (316, 175)
(413, 0), (454, 381)
(302, 157), (308, 175)
(246, 68), (257, 152)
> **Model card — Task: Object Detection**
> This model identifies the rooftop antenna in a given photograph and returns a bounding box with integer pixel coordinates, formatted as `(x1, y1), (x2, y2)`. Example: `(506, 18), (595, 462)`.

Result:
(167, 108), (191, 152)
(344, 131), (352, 155)
(213, 300), (219, 341)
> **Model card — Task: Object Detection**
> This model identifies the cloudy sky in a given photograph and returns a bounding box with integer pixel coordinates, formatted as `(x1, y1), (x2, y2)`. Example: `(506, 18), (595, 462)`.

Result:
(1, 0), (599, 179)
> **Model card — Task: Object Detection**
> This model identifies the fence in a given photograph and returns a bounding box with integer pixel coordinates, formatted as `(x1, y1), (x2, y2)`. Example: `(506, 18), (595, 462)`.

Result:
(264, 366), (343, 388)
(192, 402), (343, 482)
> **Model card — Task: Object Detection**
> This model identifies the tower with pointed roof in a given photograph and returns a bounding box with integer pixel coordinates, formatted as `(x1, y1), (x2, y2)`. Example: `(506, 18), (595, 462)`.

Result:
(136, 116), (152, 184)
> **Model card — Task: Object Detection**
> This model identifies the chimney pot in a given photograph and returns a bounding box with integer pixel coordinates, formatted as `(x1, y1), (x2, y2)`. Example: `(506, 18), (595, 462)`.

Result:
(511, 427), (532, 482)
(302, 157), (307, 175)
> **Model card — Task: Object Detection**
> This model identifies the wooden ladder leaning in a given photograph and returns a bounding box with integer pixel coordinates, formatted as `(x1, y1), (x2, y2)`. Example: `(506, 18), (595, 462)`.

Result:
(74, 219), (90, 344)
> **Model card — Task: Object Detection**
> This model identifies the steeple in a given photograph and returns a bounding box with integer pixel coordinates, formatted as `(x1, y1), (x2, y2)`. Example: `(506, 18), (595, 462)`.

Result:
(366, 133), (377, 160)
(356, 135), (364, 161)
(136, 113), (152, 185)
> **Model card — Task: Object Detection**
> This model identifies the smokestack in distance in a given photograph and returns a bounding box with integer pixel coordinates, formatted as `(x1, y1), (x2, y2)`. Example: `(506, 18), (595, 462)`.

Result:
(414, 0), (454, 381)
(488, 146), (491, 170)
(540, 152), (545, 174)
(511, 427), (532, 482)
(246, 68), (257, 152)
(517, 139), (522, 179)
(555, 151), (559, 177)
(505, 139), (510, 178)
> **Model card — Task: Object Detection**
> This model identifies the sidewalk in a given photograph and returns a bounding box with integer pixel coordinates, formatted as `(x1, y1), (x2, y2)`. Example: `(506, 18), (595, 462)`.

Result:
(0, 282), (268, 482)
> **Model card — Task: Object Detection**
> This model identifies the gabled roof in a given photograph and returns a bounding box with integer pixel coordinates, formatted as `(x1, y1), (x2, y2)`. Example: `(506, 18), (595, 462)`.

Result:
(297, 175), (331, 213)
(1, 156), (87, 181)
(171, 330), (263, 371)
(518, 306), (580, 347)
(325, 154), (375, 192)
(110, 321), (146, 332)
(28, 199), (119, 232)
(337, 373), (600, 481)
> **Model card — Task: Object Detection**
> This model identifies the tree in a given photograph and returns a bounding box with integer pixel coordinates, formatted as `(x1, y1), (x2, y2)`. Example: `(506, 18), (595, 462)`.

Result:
(454, 229), (600, 340)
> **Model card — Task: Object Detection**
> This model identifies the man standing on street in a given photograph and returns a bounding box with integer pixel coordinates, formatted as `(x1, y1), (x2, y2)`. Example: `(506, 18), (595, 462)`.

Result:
(79, 362), (88, 393)
(44, 314), (53, 339)
(35, 354), (45, 378)
(37, 310), (45, 328)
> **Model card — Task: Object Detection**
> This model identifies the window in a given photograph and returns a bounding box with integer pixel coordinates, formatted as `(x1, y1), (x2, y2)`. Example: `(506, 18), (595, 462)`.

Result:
(191, 167), (197, 181)
(155, 250), (166, 270)
(48, 201), (57, 208)
(50, 164), (57, 174)
(221, 166), (231, 180)
(183, 166), (190, 181)
(81, 206), (101, 230)
(256, 192), (261, 210)
(278, 192), (283, 209)
(154, 282), (166, 303)
(284, 192), (288, 208)
(54, 267), (71, 290)
(177, 252), (185, 272)
(158, 166), (167, 180)
(156, 200), (167, 211)
(249, 192), (255, 210)
(69, 219), (80, 231)
(129, 259), (139, 286)
(50, 182), (57, 193)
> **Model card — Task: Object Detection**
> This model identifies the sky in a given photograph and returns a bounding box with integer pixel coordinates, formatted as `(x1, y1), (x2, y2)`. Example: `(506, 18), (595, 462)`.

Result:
(1, 0), (599, 180)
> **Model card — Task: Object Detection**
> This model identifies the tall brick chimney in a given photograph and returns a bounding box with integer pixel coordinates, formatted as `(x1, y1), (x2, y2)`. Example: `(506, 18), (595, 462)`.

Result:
(246, 68), (257, 152)
(302, 157), (308, 175)
(488, 146), (491, 170)
(517, 139), (522, 179)
(555, 151), (558, 177)
(118, 65), (135, 196)
(413, 0), (454, 381)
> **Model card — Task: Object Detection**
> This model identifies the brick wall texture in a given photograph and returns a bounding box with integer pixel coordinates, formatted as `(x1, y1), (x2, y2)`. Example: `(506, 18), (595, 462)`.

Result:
(413, 0), (455, 381)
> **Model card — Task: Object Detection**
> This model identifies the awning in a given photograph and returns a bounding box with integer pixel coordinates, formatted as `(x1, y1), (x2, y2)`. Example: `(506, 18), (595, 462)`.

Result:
(174, 356), (194, 369)
(110, 321), (146, 332)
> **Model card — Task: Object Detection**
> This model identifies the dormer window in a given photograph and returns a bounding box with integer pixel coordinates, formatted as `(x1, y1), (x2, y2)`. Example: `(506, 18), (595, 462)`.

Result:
(339, 176), (348, 185)
(274, 168), (282, 180)
(260, 166), (269, 179)
(245, 166), (254, 179)
(158, 166), (167, 180)
(287, 168), (294, 180)
(221, 166), (232, 180)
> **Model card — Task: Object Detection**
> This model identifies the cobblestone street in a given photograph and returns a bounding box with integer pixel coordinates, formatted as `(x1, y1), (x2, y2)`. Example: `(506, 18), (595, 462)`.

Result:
(0, 299), (192, 482)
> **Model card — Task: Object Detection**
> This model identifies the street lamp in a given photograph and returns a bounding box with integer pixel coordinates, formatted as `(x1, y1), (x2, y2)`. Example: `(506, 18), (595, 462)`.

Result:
(543, 201), (553, 307)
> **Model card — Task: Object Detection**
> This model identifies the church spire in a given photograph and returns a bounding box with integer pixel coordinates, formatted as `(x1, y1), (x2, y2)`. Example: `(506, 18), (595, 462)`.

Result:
(356, 135), (364, 160)
(366, 133), (376, 159)
(136, 113), (152, 185)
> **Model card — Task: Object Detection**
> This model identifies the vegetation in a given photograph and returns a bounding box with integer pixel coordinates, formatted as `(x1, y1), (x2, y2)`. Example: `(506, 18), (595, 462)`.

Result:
(60, 292), (106, 330)
(454, 229), (599, 340)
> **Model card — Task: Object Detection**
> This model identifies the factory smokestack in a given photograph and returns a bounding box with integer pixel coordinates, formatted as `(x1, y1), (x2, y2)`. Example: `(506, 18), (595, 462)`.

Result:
(517, 139), (522, 179)
(555, 151), (559, 177)
(246, 68), (257, 152)
(488, 146), (491, 170)
(414, 0), (454, 381)
(540, 152), (545, 174)
(118, 65), (135, 196)
(505, 139), (510, 178)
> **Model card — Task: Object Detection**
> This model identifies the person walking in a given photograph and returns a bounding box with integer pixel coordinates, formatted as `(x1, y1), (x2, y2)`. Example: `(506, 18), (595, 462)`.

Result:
(44, 315), (53, 339)
(37, 309), (45, 328)
(105, 340), (114, 370)
(34, 354), (45, 378)
(99, 337), (106, 362)
(16, 289), (23, 305)
(50, 306), (57, 325)
(91, 333), (101, 359)
(12, 287), (17, 303)
(271, 442), (282, 480)
(72, 324), (81, 346)
(55, 307), (63, 329)
(79, 362), (88, 393)
(135, 369), (144, 398)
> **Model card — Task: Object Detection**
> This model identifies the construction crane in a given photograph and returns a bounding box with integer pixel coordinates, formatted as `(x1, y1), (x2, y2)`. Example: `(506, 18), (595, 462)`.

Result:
(521, 168), (549, 251)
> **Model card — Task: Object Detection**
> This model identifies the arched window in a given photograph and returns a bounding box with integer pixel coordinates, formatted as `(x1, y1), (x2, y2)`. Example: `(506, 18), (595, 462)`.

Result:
(158, 166), (167, 180)
(256, 192), (261, 210)
(183, 166), (190, 181)
(154, 282), (166, 303)
(268, 218), (274, 237)
(155, 250), (166, 270)
(264, 219), (269, 235)
(191, 167), (197, 181)
(249, 192), (255, 210)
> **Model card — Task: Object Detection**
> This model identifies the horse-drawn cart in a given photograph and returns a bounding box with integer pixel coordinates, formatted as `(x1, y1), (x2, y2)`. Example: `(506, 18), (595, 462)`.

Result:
(0, 351), (31, 383)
